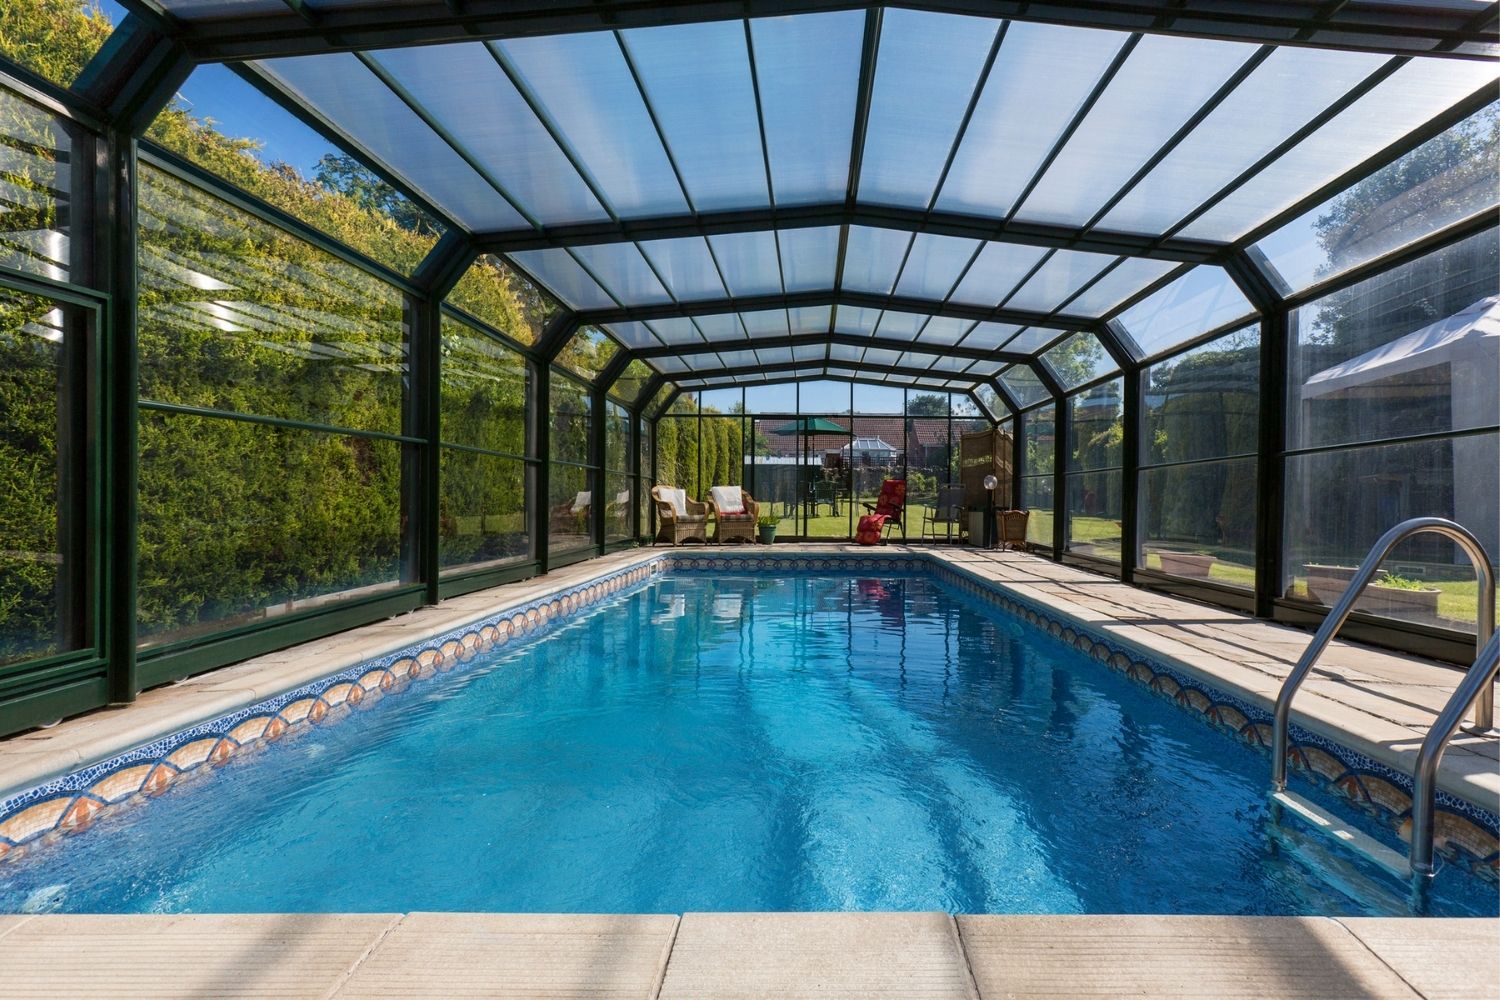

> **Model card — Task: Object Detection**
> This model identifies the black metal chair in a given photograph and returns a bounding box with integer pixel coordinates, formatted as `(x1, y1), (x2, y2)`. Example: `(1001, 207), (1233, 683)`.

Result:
(921, 484), (968, 543)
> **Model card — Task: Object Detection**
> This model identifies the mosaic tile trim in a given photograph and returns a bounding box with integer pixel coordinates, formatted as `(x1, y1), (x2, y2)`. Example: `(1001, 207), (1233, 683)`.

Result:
(0, 547), (1494, 885)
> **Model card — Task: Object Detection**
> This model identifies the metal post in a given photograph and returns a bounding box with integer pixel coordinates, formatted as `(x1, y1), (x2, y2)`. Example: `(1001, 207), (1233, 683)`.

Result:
(1121, 366), (1142, 584)
(1052, 399), (1067, 558)
(532, 361), (549, 574)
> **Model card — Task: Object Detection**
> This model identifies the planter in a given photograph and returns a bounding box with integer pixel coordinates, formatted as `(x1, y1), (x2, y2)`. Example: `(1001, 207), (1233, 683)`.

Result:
(758, 525), (778, 545)
(1156, 551), (1217, 579)
(1360, 584), (1443, 623)
(1303, 564), (1359, 605)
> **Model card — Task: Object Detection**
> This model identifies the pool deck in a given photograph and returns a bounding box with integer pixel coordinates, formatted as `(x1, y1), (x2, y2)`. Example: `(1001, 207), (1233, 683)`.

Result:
(0, 910), (1495, 998)
(0, 545), (1497, 996)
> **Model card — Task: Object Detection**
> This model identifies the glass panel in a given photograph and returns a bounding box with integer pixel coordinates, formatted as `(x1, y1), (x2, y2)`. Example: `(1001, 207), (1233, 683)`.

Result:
(900, 415), (948, 536)
(873, 310), (929, 341)
(0, 85), (79, 282)
(750, 11), (862, 206)
(547, 462), (595, 554)
(975, 383), (1004, 418)
(858, 9), (1001, 208)
(137, 411), (403, 647)
(604, 399), (631, 475)
(1284, 433), (1499, 632)
(610, 359), (654, 404)
(1253, 103), (1500, 295)
(916, 316), (975, 346)
(439, 449), (529, 574)
(788, 305), (832, 334)
(1117, 265), (1254, 359)
(601, 321), (659, 350)
(1143, 326), (1260, 466)
(1021, 476), (1054, 547)
(1004, 250), (1115, 313)
(0, 288), (77, 665)
(638, 236), (727, 301)
(0, 0), (114, 87)
(700, 415), (745, 494)
(853, 382), (904, 413)
(440, 315), (527, 456)
(949, 242), (1049, 307)
(831, 304), (882, 336)
(893, 233), (980, 300)
(650, 317), (708, 345)
(137, 165), (406, 436)
(1063, 258), (1177, 318)
(738, 308), (789, 337)
(655, 416), (698, 498)
(1042, 332), (1119, 391)
(962, 322), (1023, 350)
(505, 249), (616, 310)
(1181, 57), (1500, 241)
(1003, 328), (1067, 355)
(493, 33), (690, 217)
(1021, 402), (1057, 477)
(1065, 469), (1123, 563)
(604, 470), (634, 542)
(449, 253), (561, 347)
(550, 370), (593, 466)
(151, 65), (446, 275)
(257, 54), (527, 231)
(621, 22), (767, 212)
(1098, 46), (1383, 236)
(1141, 458), (1256, 590)
(937, 22), (1124, 218)
(369, 44), (606, 227)
(999, 364), (1051, 407)
(558, 325), (619, 385)
(571, 243), (672, 306)
(1067, 378), (1124, 472)
(707, 230), (784, 297)
(777, 226), (840, 292)
(1015, 34), (1256, 226)
(1288, 231), (1499, 451)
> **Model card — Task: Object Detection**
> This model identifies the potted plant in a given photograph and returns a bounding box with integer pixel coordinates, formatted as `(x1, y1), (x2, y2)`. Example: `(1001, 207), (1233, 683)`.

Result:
(757, 511), (781, 545)
(1364, 572), (1443, 622)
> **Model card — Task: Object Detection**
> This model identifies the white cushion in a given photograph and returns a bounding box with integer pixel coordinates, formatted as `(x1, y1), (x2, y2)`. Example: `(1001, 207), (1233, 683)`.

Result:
(710, 486), (744, 515)
(668, 488), (688, 518)
(573, 491), (590, 512)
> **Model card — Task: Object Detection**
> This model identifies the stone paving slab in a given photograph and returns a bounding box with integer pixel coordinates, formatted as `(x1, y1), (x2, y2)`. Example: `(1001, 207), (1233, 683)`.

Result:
(657, 911), (977, 999)
(1338, 917), (1500, 1000)
(332, 913), (679, 999)
(0, 913), (400, 999)
(957, 914), (1422, 999)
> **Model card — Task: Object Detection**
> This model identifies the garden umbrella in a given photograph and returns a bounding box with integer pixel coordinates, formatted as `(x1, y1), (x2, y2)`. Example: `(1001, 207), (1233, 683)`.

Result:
(769, 416), (849, 435)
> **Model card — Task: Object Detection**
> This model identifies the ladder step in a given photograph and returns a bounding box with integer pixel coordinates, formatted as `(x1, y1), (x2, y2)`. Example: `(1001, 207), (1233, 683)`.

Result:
(1271, 790), (1410, 880)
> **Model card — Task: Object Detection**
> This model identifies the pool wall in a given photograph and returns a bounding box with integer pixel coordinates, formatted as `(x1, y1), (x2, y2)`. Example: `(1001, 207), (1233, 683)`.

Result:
(1, 549), (1496, 882)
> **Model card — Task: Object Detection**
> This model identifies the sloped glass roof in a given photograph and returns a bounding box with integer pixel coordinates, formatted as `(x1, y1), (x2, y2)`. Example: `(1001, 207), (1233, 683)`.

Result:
(136, 2), (1498, 403)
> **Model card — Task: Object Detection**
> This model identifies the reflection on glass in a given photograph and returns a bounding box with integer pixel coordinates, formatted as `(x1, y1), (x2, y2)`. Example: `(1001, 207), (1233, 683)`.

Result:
(605, 471), (633, 543)
(136, 411), (404, 646)
(0, 288), (75, 665)
(1021, 476), (1054, 548)
(1067, 379), (1124, 473)
(548, 463), (594, 554)
(1284, 434), (1499, 632)
(1288, 231), (1499, 452)
(1143, 327), (1260, 466)
(1140, 459), (1256, 589)
(0, 85), (79, 282)
(448, 253), (561, 346)
(551, 371), (592, 466)
(1065, 469), (1123, 563)
(1043, 332), (1119, 390)
(441, 315), (526, 456)
(439, 449), (528, 573)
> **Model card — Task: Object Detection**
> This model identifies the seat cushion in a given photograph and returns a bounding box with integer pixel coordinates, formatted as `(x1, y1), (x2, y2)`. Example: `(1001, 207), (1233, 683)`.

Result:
(718, 512), (755, 521)
(677, 514), (707, 523)
(709, 485), (744, 515)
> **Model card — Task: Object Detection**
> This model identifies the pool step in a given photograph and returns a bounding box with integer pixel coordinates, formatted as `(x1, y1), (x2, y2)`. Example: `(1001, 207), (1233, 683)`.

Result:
(1270, 790), (1410, 880)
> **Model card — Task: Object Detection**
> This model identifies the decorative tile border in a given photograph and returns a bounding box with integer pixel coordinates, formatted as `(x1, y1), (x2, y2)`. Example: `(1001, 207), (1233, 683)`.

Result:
(0, 547), (1494, 887)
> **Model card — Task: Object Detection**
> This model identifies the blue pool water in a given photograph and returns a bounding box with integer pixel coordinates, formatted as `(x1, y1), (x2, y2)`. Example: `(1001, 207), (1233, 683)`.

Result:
(0, 573), (1493, 916)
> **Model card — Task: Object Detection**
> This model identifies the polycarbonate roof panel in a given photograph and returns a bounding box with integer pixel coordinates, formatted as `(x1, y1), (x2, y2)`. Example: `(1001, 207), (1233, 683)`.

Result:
(570, 243), (673, 305)
(1002, 327), (1068, 355)
(892, 233), (981, 300)
(1013, 33), (1257, 226)
(999, 364), (1052, 406)
(602, 321), (662, 349)
(256, 54), (528, 231)
(649, 317), (708, 345)
(863, 347), (903, 366)
(739, 309), (791, 337)
(829, 343), (865, 364)
(750, 12), (863, 205)
(936, 22), (1124, 217)
(491, 34), (689, 217)
(506, 249), (615, 310)
(791, 343), (826, 362)
(638, 237), (728, 301)
(619, 22), (769, 212)
(858, 9), (1001, 208)
(1096, 45), (1384, 236)
(832, 305), (884, 336)
(915, 316), (977, 346)
(962, 322), (1024, 350)
(789, 305), (834, 333)
(707, 231), (784, 296)
(950, 242), (1051, 307)
(841, 226), (912, 295)
(1004, 250), (1115, 312)
(367, 44), (608, 227)
(1179, 56), (1500, 241)
(1063, 257), (1178, 316)
(778, 227), (841, 292)
(873, 310), (930, 339)
(1116, 265), (1255, 358)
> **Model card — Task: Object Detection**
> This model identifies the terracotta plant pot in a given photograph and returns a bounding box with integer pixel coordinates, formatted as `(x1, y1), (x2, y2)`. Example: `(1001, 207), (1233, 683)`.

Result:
(1156, 551), (1217, 579)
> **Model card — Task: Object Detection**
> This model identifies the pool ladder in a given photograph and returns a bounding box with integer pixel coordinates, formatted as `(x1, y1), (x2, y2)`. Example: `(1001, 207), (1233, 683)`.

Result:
(1269, 517), (1497, 881)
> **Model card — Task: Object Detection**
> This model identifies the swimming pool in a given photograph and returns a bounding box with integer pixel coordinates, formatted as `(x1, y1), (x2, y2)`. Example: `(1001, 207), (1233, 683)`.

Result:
(0, 565), (1494, 916)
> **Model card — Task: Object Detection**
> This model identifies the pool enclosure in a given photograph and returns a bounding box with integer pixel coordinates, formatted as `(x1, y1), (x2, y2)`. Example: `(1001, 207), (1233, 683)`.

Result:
(0, 0), (1496, 737)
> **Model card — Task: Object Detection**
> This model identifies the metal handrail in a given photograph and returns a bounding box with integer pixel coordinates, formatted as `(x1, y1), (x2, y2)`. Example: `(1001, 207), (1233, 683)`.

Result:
(1411, 631), (1500, 875)
(1270, 517), (1497, 874)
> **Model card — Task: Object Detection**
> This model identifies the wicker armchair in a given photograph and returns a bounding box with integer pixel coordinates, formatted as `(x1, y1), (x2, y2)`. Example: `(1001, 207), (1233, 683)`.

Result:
(997, 509), (1030, 551)
(651, 485), (709, 545)
(707, 487), (760, 545)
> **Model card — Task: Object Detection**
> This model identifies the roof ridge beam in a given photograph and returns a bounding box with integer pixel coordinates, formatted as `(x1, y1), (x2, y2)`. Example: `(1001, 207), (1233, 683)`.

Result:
(632, 332), (1034, 363)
